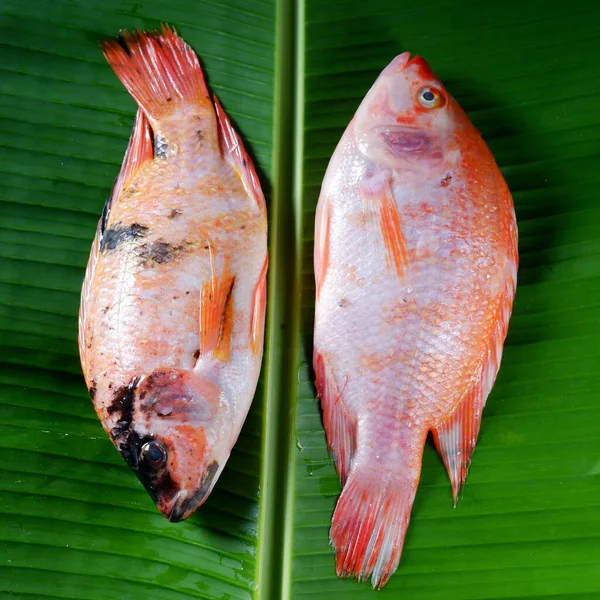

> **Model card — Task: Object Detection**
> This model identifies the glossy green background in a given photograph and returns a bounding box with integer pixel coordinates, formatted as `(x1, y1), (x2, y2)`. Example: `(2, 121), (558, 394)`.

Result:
(1, 0), (600, 598)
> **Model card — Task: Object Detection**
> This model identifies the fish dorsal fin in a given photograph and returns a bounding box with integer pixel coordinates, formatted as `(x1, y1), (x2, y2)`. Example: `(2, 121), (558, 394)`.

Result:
(101, 108), (154, 234)
(314, 351), (356, 485)
(81, 108), (154, 371)
(432, 274), (517, 504)
(360, 177), (408, 281)
(199, 247), (236, 362)
(213, 96), (265, 209)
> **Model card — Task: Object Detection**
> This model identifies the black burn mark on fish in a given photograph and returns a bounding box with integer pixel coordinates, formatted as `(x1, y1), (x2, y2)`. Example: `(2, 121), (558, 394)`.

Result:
(89, 380), (97, 401)
(154, 135), (169, 159)
(441, 174), (452, 187)
(193, 349), (201, 360)
(107, 376), (139, 438)
(101, 223), (148, 252)
(168, 209), (182, 219)
(196, 130), (203, 141)
(100, 197), (111, 235)
(137, 240), (192, 266)
(115, 33), (133, 56)
(118, 430), (178, 504)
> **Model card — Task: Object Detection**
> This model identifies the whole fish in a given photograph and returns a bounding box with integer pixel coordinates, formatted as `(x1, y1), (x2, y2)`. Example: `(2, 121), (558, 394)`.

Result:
(313, 54), (518, 587)
(78, 27), (268, 522)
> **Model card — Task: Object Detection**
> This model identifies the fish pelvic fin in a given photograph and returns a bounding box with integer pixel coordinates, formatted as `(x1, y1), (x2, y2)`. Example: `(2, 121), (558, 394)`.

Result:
(102, 25), (209, 119)
(360, 178), (408, 281)
(330, 464), (422, 589)
(432, 273), (517, 504)
(314, 198), (331, 301)
(213, 96), (266, 210)
(314, 351), (356, 484)
(199, 249), (236, 362)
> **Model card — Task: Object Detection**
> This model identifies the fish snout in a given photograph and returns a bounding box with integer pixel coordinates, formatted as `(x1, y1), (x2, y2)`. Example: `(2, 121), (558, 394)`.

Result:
(159, 459), (221, 522)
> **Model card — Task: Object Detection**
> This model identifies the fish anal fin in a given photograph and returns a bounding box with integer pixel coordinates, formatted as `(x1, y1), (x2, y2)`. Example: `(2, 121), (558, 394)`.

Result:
(199, 254), (236, 362)
(314, 351), (355, 484)
(213, 96), (266, 209)
(250, 255), (268, 356)
(314, 199), (331, 300)
(101, 109), (154, 234)
(432, 275), (517, 504)
(431, 384), (485, 506)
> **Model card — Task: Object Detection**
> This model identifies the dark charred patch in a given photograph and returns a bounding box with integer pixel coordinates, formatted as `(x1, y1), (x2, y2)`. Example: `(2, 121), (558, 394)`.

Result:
(441, 174), (452, 187)
(193, 349), (201, 360)
(137, 240), (191, 266)
(107, 376), (139, 436)
(196, 130), (204, 141)
(89, 380), (97, 401)
(116, 33), (132, 56)
(166, 97), (172, 102)
(168, 209), (182, 219)
(338, 298), (350, 308)
(101, 223), (148, 252)
(100, 196), (111, 235)
(242, 159), (247, 167)
(117, 431), (178, 504)
(155, 135), (169, 159)
(102, 305), (110, 314)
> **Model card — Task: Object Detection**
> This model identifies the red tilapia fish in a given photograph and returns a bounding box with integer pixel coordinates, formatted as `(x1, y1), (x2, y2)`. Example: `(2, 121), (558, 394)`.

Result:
(313, 53), (518, 587)
(78, 27), (268, 522)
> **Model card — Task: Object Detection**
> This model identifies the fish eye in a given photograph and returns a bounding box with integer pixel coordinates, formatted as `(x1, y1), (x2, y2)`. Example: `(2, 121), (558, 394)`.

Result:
(417, 86), (444, 109)
(140, 440), (168, 469)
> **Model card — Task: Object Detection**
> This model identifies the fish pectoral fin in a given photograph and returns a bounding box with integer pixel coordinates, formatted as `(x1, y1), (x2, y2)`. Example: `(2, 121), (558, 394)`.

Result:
(432, 276), (517, 504)
(213, 96), (265, 210)
(199, 252), (236, 362)
(250, 255), (268, 356)
(314, 351), (356, 484)
(360, 178), (408, 281)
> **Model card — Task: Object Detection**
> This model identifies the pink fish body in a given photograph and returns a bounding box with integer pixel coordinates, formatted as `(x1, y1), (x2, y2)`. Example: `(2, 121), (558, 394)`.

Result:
(78, 28), (268, 521)
(313, 53), (518, 587)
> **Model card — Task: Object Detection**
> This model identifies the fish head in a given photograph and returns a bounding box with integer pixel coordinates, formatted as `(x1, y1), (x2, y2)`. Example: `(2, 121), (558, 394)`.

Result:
(110, 369), (227, 522)
(353, 53), (466, 173)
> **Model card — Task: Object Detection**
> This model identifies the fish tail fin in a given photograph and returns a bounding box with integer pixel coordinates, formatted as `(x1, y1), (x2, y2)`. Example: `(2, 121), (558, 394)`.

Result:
(102, 25), (210, 119)
(330, 464), (421, 589)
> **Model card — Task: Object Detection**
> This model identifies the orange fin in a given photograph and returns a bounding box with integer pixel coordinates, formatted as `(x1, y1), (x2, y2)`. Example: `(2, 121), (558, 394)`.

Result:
(199, 250), (236, 362)
(360, 178), (408, 280)
(314, 351), (356, 484)
(330, 463), (421, 589)
(80, 108), (153, 371)
(314, 199), (331, 300)
(100, 108), (153, 234)
(432, 275), (517, 504)
(250, 255), (268, 356)
(213, 97), (266, 209)
(102, 25), (209, 119)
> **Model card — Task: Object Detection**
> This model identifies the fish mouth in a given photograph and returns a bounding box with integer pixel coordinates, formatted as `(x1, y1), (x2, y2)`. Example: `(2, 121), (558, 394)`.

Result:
(166, 490), (191, 523)
(162, 460), (221, 522)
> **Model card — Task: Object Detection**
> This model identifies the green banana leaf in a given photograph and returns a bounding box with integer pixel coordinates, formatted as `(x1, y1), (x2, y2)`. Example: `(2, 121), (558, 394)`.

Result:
(1, 0), (599, 598)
